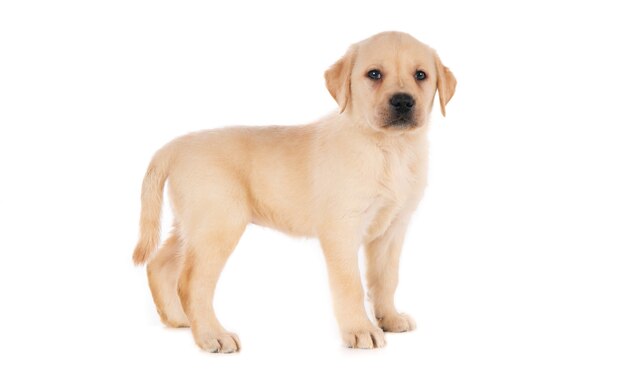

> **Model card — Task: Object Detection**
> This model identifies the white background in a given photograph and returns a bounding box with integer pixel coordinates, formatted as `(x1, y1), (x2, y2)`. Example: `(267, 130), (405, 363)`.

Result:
(1, 0), (625, 388)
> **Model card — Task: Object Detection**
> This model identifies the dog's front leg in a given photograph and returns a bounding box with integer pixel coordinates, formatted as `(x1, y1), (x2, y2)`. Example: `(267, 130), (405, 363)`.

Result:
(365, 216), (416, 333)
(319, 227), (386, 349)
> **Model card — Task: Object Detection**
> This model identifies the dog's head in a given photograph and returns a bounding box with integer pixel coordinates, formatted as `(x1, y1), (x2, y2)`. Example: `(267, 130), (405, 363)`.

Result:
(325, 32), (456, 132)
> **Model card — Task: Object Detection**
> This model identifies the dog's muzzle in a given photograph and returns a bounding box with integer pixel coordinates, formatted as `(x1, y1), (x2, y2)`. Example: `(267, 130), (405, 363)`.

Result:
(389, 93), (415, 115)
(384, 93), (418, 129)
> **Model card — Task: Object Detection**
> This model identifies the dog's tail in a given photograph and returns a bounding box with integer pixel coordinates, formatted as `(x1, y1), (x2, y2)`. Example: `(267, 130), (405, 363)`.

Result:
(132, 147), (171, 266)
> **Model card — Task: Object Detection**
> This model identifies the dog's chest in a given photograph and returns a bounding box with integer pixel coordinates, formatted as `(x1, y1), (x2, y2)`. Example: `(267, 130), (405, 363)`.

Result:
(361, 143), (427, 241)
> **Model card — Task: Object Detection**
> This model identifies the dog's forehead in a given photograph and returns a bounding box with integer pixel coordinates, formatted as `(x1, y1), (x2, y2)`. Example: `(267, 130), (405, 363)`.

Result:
(356, 32), (434, 70)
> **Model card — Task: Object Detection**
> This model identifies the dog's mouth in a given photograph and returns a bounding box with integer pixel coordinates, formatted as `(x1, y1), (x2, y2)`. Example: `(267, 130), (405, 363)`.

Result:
(382, 115), (418, 130)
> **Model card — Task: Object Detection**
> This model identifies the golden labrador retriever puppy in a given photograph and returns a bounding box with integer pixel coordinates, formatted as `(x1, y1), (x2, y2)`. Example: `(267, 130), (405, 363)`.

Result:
(133, 31), (456, 352)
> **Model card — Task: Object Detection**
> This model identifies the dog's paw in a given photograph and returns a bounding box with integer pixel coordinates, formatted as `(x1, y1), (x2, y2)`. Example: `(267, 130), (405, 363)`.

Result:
(342, 326), (386, 349)
(195, 331), (241, 353)
(377, 313), (416, 333)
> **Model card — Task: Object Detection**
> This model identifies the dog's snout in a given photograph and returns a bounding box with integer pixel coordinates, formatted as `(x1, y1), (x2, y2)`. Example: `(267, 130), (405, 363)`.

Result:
(389, 93), (415, 114)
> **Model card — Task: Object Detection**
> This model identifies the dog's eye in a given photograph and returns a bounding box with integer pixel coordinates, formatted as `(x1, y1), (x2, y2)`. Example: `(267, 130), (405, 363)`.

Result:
(415, 70), (427, 81)
(367, 69), (382, 80)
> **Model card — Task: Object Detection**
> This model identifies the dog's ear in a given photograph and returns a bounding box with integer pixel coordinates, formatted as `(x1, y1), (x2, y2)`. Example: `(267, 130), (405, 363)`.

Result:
(435, 53), (456, 117)
(325, 45), (357, 113)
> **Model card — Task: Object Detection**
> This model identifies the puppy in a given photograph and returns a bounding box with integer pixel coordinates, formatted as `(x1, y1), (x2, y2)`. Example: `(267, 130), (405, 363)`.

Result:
(133, 31), (456, 352)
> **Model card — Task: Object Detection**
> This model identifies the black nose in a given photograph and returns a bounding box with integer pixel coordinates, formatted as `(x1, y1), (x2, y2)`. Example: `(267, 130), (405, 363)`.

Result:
(389, 93), (415, 114)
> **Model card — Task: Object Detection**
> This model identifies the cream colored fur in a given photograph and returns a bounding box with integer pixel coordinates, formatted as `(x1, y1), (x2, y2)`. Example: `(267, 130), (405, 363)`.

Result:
(133, 31), (456, 352)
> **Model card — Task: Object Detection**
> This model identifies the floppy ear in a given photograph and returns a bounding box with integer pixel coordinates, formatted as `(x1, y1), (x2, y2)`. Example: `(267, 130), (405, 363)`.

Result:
(435, 53), (457, 117)
(325, 45), (357, 113)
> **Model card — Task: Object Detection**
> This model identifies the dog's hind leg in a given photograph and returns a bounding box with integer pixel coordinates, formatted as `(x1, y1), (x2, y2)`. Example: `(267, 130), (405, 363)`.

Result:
(177, 195), (248, 353)
(147, 227), (189, 328)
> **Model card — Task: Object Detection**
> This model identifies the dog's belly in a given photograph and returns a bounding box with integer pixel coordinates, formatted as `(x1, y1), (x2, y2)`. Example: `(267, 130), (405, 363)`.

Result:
(250, 207), (315, 237)
(248, 186), (316, 237)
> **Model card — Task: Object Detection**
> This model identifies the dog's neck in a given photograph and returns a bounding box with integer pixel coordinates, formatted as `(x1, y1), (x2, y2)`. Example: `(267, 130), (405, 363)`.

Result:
(321, 111), (429, 151)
